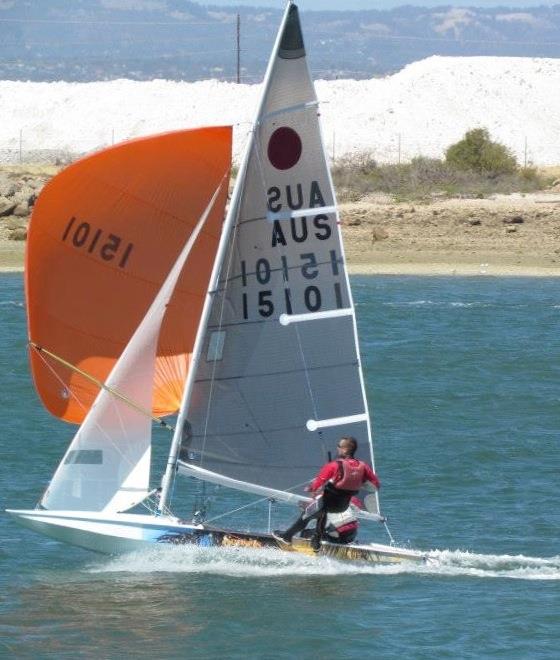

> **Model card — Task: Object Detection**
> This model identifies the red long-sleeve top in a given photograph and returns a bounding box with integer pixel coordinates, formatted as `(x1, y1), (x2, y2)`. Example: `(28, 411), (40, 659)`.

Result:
(308, 458), (380, 493)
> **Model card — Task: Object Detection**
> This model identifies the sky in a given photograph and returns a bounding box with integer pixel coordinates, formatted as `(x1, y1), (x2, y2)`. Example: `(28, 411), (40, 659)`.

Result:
(204, 1), (559, 9)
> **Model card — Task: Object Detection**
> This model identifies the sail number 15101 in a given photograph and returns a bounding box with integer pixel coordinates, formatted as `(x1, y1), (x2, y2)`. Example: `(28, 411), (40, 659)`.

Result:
(240, 252), (343, 319)
(61, 216), (134, 269)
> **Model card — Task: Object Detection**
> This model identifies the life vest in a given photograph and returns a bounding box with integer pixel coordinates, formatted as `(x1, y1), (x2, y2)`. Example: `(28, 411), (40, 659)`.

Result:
(333, 459), (367, 492)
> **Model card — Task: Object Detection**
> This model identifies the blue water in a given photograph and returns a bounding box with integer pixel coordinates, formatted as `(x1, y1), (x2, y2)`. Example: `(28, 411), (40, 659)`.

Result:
(1, 273), (559, 658)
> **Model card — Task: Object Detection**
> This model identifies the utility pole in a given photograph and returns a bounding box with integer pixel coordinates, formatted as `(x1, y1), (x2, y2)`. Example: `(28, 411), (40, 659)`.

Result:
(236, 14), (241, 84)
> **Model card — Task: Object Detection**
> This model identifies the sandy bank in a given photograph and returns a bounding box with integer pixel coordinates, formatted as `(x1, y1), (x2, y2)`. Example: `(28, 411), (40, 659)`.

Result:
(340, 192), (560, 277)
(0, 241), (24, 272)
(1, 166), (560, 277)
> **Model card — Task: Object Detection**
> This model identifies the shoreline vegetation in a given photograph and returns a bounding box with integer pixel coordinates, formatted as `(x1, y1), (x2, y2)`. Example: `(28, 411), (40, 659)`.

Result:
(1, 157), (559, 277)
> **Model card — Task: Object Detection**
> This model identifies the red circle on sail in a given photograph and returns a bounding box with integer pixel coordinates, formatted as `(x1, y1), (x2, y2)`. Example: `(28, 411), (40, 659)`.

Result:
(268, 127), (302, 170)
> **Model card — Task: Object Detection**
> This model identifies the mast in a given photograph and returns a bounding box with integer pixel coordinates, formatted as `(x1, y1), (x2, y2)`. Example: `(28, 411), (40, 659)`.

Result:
(158, 2), (296, 514)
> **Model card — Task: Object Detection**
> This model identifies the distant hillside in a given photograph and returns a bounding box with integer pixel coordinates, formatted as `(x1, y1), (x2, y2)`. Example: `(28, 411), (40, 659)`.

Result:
(1, 1), (560, 81)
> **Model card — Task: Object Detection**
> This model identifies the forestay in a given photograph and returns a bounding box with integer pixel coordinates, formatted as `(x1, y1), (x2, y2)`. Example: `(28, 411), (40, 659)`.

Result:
(179, 3), (378, 511)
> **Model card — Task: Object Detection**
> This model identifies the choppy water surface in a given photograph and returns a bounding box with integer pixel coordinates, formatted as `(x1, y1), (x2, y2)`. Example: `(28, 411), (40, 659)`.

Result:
(1, 273), (559, 658)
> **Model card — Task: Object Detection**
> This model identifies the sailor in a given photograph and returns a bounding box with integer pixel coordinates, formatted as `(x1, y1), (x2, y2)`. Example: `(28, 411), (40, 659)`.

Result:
(273, 436), (380, 551)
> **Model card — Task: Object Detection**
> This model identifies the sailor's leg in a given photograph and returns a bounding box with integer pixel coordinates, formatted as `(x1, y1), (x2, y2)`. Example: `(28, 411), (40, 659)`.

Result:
(279, 516), (307, 541)
(274, 496), (324, 542)
(309, 488), (353, 550)
(310, 509), (327, 551)
(301, 496), (323, 521)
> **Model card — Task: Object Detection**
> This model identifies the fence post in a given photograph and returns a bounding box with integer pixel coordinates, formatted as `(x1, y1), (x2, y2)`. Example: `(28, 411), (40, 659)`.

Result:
(19, 129), (23, 164)
(398, 133), (401, 165)
(236, 14), (241, 84)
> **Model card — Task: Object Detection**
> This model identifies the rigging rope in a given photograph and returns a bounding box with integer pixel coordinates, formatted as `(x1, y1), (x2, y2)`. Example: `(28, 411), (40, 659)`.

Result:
(383, 520), (396, 545)
(202, 479), (309, 524)
(30, 342), (174, 432)
(203, 492), (277, 524)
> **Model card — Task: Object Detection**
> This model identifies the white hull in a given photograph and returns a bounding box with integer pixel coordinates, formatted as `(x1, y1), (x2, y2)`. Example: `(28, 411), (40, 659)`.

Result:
(6, 509), (198, 554)
(6, 508), (425, 563)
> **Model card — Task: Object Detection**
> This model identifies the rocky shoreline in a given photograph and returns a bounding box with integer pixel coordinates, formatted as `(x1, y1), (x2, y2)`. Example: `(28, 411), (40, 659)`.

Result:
(0, 166), (55, 243)
(1, 166), (560, 276)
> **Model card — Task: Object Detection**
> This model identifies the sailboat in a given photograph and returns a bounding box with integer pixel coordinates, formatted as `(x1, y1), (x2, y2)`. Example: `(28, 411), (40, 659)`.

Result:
(8, 2), (425, 564)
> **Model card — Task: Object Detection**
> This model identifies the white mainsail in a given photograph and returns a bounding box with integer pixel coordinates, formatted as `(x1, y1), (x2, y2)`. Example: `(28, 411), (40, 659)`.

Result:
(176, 3), (380, 517)
(41, 182), (226, 513)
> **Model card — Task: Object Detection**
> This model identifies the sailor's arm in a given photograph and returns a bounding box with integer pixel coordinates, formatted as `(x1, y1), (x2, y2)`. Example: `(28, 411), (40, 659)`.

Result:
(363, 464), (381, 490)
(306, 461), (339, 493)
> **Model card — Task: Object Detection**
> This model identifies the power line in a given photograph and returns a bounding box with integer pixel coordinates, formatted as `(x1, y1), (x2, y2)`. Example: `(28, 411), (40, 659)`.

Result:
(311, 31), (560, 48)
(0, 17), (235, 26)
(0, 50), (238, 63)
(237, 13), (241, 84)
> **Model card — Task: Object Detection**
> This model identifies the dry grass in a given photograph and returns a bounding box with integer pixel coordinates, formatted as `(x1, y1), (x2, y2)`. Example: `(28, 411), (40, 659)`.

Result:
(0, 164), (60, 177)
(539, 165), (560, 180)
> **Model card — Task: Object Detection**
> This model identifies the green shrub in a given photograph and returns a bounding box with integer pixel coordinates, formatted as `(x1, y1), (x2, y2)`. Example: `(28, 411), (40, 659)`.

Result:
(519, 166), (538, 181)
(445, 128), (517, 175)
(330, 147), (549, 202)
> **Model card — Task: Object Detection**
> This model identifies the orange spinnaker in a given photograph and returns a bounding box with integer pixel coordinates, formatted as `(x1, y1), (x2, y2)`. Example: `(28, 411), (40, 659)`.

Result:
(26, 126), (232, 424)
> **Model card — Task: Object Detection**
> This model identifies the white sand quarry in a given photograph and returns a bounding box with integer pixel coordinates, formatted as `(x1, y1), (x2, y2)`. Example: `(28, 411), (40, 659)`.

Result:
(1, 56), (559, 165)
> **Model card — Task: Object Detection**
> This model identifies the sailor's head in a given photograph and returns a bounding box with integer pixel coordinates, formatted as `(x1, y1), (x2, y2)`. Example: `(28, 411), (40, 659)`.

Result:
(337, 436), (357, 458)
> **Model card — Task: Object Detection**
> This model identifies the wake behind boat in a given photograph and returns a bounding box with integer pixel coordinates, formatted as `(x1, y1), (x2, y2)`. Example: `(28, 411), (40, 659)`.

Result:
(7, 2), (425, 566)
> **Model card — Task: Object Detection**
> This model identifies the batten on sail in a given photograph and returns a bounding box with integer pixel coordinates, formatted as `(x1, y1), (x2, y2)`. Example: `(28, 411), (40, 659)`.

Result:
(279, 308), (354, 325)
(306, 413), (369, 432)
(26, 127), (232, 424)
(266, 205), (337, 221)
(260, 99), (319, 123)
